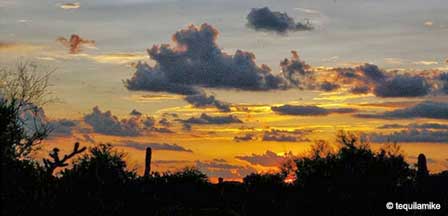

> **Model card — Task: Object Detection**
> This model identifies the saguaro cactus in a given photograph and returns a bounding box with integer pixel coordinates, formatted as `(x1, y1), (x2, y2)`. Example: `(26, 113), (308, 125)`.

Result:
(144, 147), (152, 177)
(43, 142), (86, 175)
(417, 153), (429, 178)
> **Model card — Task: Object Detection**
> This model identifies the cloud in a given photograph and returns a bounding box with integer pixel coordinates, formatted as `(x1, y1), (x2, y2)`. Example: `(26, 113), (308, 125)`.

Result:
(83, 106), (176, 136)
(48, 119), (78, 137)
(330, 64), (433, 97)
(262, 129), (311, 142)
(117, 140), (192, 152)
(234, 133), (256, 142)
(89, 53), (147, 64)
(84, 106), (143, 136)
(271, 104), (357, 116)
(180, 113), (243, 125)
(185, 92), (231, 112)
(0, 42), (42, 53)
(129, 109), (142, 116)
(236, 150), (292, 167)
(196, 160), (257, 179)
(424, 21), (433, 27)
(246, 7), (313, 34)
(440, 72), (448, 94)
(320, 81), (340, 92)
(77, 134), (95, 144)
(378, 123), (448, 130)
(356, 101), (448, 120)
(373, 75), (430, 97)
(60, 2), (80, 10)
(280, 51), (315, 89)
(414, 60), (438, 65)
(125, 23), (289, 95)
(369, 129), (448, 143)
(57, 34), (95, 54)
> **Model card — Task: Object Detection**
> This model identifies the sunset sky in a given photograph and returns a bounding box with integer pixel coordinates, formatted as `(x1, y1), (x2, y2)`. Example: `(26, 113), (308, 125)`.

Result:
(1, 0), (447, 180)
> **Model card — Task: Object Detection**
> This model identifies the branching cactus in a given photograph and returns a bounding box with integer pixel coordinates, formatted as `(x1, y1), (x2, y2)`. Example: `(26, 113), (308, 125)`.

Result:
(43, 142), (86, 175)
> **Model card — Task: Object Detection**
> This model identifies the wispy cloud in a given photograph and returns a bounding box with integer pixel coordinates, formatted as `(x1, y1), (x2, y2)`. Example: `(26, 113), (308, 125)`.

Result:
(59, 2), (80, 10)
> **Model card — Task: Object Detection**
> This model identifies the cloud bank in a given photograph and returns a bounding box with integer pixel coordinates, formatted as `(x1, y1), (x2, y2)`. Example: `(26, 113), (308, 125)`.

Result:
(356, 101), (448, 120)
(272, 104), (357, 116)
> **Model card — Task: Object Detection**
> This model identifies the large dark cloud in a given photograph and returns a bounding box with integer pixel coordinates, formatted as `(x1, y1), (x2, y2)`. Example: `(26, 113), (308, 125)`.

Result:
(125, 23), (295, 112)
(236, 150), (292, 167)
(180, 113), (243, 125)
(125, 23), (288, 94)
(271, 104), (357, 116)
(246, 7), (313, 33)
(356, 101), (448, 120)
(117, 140), (192, 152)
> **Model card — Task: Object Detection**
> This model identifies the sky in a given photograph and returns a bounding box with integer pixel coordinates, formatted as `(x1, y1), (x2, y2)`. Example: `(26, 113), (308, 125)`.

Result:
(1, 0), (447, 181)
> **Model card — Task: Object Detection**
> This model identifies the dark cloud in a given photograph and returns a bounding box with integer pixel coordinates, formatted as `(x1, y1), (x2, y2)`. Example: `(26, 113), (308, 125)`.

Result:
(369, 129), (448, 143)
(125, 23), (288, 95)
(84, 106), (143, 136)
(57, 34), (95, 54)
(349, 86), (370, 94)
(440, 72), (448, 94)
(234, 133), (256, 142)
(181, 113), (243, 125)
(246, 7), (313, 34)
(152, 160), (190, 164)
(158, 118), (171, 127)
(48, 119), (78, 137)
(129, 109), (142, 116)
(330, 64), (433, 97)
(320, 81), (340, 92)
(142, 116), (156, 128)
(355, 101), (448, 120)
(262, 129), (311, 142)
(378, 123), (448, 130)
(185, 92), (231, 112)
(151, 127), (174, 134)
(236, 150), (292, 167)
(374, 75), (430, 97)
(280, 51), (315, 89)
(271, 104), (357, 116)
(117, 140), (192, 152)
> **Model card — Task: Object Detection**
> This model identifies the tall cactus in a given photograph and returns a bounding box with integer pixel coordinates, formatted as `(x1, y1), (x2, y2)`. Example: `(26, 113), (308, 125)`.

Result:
(417, 153), (429, 178)
(144, 147), (152, 177)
